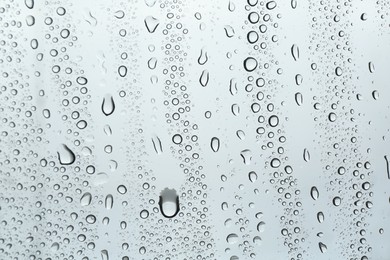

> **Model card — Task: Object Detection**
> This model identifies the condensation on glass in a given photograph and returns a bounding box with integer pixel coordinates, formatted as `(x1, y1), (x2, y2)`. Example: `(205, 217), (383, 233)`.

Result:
(0, 0), (390, 259)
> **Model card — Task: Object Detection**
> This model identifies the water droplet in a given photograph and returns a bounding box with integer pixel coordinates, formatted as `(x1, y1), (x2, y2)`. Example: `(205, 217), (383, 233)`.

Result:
(368, 62), (375, 73)
(333, 196), (341, 206)
(317, 211), (324, 223)
(224, 25), (235, 38)
(249, 171), (258, 183)
(101, 94), (115, 116)
(105, 194), (113, 209)
(144, 16), (159, 33)
(303, 148), (310, 162)
(25, 0), (34, 9)
(199, 70), (209, 87)
(57, 144), (75, 165)
(159, 188), (179, 218)
(310, 186), (319, 200)
(291, 44), (299, 61)
(244, 57), (258, 72)
(198, 48), (208, 65)
(240, 149), (252, 165)
(295, 92), (303, 106)
(152, 136), (163, 154)
(269, 115), (279, 127)
(319, 242), (327, 253)
(211, 137), (220, 152)
(172, 134), (183, 145)
(80, 192), (92, 206)
(118, 65), (127, 77)
(226, 233), (239, 244)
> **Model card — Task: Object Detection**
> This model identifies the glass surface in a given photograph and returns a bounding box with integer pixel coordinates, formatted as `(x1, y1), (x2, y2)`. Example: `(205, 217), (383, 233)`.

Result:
(0, 0), (390, 259)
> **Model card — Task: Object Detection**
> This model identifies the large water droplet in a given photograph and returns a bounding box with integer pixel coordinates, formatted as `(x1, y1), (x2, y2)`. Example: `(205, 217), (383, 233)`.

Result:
(159, 188), (179, 218)
(57, 144), (75, 165)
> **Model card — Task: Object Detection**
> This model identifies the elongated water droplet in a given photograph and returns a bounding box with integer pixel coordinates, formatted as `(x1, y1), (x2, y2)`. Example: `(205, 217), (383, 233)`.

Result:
(229, 78), (238, 96)
(385, 155), (390, 179)
(199, 70), (209, 87)
(101, 249), (109, 260)
(317, 211), (324, 223)
(151, 136), (163, 154)
(368, 62), (375, 73)
(105, 194), (113, 210)
(291, 44), (299, 61)
(198, 48), (208, 65)
(101, 94), (115, 116)
(224, 25), (235, 38)
(57, 144), (75, 165)
(310, 186), (319, 200)
(211, 137), (220, 152)
(303, 148), (310, 162)
(295, 92), (303, 106)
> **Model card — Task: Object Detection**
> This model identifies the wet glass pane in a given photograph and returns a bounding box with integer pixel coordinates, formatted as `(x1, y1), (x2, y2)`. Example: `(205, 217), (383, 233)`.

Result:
(0, 0), (389, 259)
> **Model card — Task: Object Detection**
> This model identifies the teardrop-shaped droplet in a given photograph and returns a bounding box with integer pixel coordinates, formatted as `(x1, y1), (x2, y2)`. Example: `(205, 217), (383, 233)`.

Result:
(199, 70), (209, 87)
(291, 0), (297, 9)
(57, 144), (75, 165)
(105, 194), (113, 210)
(151, 136), (163, 154)
(101, 94), (115, 116)
(240, 149), (252, 165)
(159, 188), (179, 218)
(211, 137), (220, 152)
(317, 211), (324, 223)
(303, 148), (310, 162)
(198, 48), (208, 65)
(80, 192), (92, 206)
(291, 44), (299, 61)
(228, 1), (235, 12)
(249, 171), (258, 183)
(310, 186), (319, 200)
(295, 92), (303, 106)
(144, 16), (159, 33)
